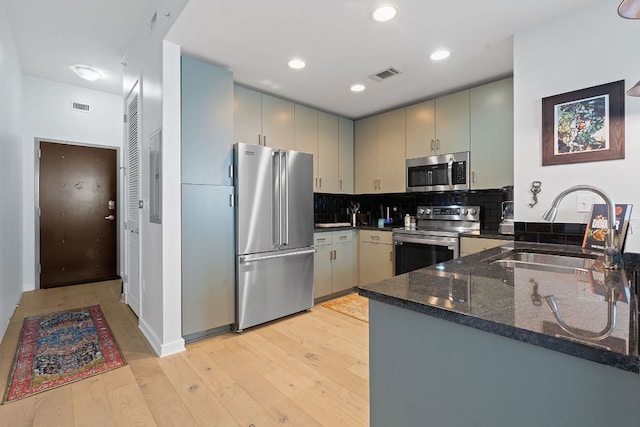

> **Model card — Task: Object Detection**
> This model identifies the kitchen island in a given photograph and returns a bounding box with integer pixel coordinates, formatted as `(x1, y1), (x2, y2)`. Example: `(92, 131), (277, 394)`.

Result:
(359, 242), (639, 427)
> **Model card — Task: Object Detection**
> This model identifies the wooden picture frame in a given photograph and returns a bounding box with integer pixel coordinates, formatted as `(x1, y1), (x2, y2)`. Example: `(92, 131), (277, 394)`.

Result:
(542, 80), (625, 166)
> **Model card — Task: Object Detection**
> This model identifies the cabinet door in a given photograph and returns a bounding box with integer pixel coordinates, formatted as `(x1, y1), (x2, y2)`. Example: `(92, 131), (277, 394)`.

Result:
(358, 242), (393, 286)
(435, 90), (470, 154)
(470, 78), (514, 189)
(406, 100), (436, 158)
(294, 104), (319, 189)
(377, 109), (406, 193)
(233, 85), (263, 146)
(181, 57), (233, 186)
(338, 117), (354, 194)
(460, 237), (506, 257)
(262, 94), (295, 150)
(314, 244), (333, 299)
(354, 115), (379, 193)
(333, 238), (355, 293)
(318, 111), (339, 193)
(182, 184), (235, 336)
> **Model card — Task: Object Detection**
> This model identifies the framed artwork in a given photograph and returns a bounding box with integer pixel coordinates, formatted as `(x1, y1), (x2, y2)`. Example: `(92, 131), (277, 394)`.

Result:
(542, 80), (625, 166)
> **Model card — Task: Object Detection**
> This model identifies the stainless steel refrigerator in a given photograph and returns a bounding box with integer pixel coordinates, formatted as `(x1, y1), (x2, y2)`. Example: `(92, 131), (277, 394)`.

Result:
(234, 143), (314, 332)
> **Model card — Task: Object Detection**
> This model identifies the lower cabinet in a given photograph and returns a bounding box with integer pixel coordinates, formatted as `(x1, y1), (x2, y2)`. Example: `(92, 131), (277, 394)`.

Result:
(358, 229), (393, 286)
(460, 236), (507, 257)
(314, 230), (356, 299)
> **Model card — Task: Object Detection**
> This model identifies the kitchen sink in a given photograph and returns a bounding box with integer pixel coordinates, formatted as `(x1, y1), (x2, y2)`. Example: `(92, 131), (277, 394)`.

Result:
(488, 250), (598, 274)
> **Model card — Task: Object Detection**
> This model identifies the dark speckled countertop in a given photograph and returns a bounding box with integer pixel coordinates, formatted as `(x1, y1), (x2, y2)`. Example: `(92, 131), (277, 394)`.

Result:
(359, 241), (639, 373)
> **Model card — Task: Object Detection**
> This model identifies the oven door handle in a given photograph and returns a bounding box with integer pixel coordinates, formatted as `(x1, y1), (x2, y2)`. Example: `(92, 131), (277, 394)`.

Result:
(447, 158), (454, 190)
(393, 235), (458, 247)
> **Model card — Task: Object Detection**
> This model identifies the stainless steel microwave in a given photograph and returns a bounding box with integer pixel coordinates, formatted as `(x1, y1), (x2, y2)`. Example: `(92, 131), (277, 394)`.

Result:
(406, 151), (470, 192)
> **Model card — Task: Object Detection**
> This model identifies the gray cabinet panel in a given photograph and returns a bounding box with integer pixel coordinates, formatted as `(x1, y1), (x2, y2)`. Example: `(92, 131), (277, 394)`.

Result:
(182, 184), (235, 336)
(181, 56), (233, 186)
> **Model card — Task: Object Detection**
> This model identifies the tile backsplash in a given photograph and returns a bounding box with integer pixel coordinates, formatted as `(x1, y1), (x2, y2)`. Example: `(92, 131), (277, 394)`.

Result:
(314, 187), (511, 231)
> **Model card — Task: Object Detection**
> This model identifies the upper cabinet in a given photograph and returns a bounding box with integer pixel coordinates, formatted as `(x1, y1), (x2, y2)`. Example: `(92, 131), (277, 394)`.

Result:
(338, 117), (354, 194)
(317, 111), (339, 193)
(181, 56), (233, 186)
(233, 86), (294, 150)
(294, 104), (319, 186)
(354, 110), (406, 194)
(469, 78), (514, 189)
(405, 90), (470, 158)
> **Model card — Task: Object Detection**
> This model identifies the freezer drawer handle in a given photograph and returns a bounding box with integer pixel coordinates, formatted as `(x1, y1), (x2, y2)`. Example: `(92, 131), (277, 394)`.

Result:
(239, 249), (316, 264)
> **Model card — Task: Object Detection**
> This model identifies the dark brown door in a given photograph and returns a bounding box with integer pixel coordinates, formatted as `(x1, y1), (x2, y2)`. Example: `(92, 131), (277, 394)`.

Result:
(40, 141), (118, 288)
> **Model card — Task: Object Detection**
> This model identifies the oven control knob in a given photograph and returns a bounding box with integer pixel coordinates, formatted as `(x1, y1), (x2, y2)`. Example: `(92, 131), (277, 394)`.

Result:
(469, 208), (477, 216)
(462, 209), (468, 215)
(424, 208), (431, 215)
(418, 208), (425, 215)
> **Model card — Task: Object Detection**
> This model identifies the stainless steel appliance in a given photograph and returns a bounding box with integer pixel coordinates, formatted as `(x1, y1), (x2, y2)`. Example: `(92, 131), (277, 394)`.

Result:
(393, 205), (480, 275)
(406, 151), (470, 192)
(498, 201), (514, 235)
(234, 143), (315, 332)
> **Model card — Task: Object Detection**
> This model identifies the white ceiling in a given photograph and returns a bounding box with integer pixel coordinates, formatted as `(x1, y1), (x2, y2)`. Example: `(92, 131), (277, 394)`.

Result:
(4, 0), (600, 119)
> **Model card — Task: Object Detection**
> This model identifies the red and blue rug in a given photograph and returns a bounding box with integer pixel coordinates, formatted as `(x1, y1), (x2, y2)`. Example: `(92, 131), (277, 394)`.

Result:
(3, 305), (126, 403)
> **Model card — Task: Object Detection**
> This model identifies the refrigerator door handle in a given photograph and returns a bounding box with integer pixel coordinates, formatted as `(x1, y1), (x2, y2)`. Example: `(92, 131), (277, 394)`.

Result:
(239, 248), (316, 264)
(273, 151), (281, 247)
(283, 150), (289, 245)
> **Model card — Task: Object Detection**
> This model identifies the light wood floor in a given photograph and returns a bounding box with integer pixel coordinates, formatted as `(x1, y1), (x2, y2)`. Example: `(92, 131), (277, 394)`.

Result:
(0, 280), (369, 426)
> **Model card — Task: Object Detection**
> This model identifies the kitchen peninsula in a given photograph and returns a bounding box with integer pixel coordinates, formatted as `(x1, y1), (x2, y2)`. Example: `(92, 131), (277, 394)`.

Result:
(359, 242), (640, 427)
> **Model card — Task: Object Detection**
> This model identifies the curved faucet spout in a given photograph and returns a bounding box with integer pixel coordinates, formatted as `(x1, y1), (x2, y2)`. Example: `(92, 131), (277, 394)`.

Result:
(544, 288), (617, 341)
(542, 185), (619, 269)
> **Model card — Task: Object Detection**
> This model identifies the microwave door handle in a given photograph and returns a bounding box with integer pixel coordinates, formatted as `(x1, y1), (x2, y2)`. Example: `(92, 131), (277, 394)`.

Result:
(447, 158), (454, 190)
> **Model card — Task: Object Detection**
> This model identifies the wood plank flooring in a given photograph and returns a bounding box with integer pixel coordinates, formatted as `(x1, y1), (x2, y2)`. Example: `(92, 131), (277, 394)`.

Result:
(0, 281), (369, 426)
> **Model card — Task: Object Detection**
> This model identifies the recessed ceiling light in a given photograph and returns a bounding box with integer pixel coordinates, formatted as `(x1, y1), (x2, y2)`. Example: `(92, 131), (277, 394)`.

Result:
(372, 5), (397, 22)
(288, 58), (306, 70)
(350, 84), (366, 92)
(430, 50), (451, 61)
(72, 65), (103, 81)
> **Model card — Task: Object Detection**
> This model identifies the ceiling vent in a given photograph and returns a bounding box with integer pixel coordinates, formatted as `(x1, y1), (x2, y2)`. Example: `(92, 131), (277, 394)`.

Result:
(369, 66), (402, 82)
(71, 101), (91, 113)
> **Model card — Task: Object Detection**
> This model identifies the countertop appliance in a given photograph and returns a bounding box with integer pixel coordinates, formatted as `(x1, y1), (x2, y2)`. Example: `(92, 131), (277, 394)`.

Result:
(406, 151), (470, 192)
(234, 143), (315, 332)
(498, 201), (514, 235)
(393, 205), (480, 275)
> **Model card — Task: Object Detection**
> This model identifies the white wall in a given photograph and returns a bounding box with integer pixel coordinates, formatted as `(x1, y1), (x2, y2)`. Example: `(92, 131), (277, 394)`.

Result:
(122, 0), (187, 356)
(0, 3), (23, 341)
(21, 76), (124, 290)
(514, 0), (640, 253)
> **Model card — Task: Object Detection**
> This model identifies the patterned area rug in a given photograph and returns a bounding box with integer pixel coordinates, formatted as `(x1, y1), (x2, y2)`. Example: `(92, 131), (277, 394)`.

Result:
(3, 305), (126, 404)
(321, 293), (369, 323)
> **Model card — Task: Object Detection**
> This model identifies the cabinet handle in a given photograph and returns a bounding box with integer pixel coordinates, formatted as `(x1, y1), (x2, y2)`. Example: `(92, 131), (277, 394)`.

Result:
(430, 139), (435, 151)
(339, 179), (342, 191)
(436, 139), (440, 150)
(229, 194), (234, 207)
(371, 235), (380, 240)
(472, 171), (476, 184)
(315, 177), (318, 188)
(329, 250), (333, 261)
(263, 135), (267, 146)
(317, 237), (326, 242)
(258, 134), (262, 146)
(390, 251), (393, 261)
(319, 177), (322, 188)
(339, 235), (347, 240)
(333, 250), (337, 260)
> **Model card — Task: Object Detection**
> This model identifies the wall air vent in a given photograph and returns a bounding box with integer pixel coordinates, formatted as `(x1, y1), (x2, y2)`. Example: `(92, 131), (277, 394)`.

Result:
(71, 101), (91, 113)
(369, 66), (402, 82)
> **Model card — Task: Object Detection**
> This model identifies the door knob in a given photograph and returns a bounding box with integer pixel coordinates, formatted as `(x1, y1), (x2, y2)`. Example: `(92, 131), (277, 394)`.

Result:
(104, 215), (115, 220)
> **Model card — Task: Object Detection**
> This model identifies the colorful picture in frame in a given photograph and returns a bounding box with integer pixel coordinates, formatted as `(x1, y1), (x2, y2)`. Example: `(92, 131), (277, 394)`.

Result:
(542, 80), (625, 166)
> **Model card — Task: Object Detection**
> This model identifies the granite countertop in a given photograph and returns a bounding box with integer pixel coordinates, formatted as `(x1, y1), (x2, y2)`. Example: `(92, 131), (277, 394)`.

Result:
(459, 230), (514, 240)
(314, 225), (398, 232)
(359, 241), (639, 373)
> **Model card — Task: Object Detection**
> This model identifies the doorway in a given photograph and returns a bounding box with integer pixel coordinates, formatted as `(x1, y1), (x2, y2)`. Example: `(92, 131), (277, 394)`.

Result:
(38, 140), (119, 288)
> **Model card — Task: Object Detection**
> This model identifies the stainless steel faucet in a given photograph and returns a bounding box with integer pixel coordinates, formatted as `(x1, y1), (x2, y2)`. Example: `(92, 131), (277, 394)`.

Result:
(542, 185), (619, 269)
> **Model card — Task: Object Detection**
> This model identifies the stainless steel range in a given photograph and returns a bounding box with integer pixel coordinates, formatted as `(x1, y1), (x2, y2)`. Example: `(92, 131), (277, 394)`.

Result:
(393, 205), (480, 275)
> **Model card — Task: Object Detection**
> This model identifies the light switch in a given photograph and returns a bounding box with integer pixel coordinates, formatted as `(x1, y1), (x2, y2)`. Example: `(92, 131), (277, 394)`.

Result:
(576, 194), (596, 213)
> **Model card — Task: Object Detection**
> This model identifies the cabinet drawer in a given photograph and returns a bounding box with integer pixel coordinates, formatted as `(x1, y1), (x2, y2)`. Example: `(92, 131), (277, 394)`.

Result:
(359, 229), (392, 245)
(333, 230), (354, 244)
(460, 237), (506, 256)
(314, 233), (333, 246)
